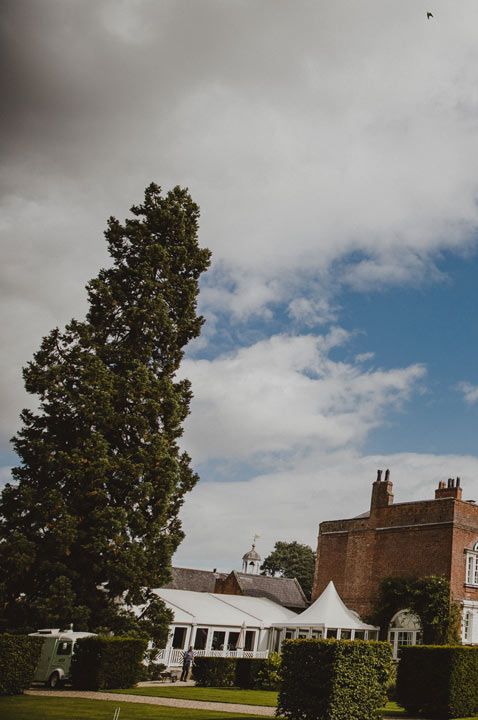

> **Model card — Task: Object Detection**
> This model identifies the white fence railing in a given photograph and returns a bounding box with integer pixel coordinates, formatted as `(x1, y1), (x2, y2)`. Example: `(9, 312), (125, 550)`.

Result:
(156, 647), (269, 667)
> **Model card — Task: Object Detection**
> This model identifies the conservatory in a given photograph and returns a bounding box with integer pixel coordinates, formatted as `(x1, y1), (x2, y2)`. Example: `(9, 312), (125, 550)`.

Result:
(270, 580), (379, 651)
(151, 588), (297, 667)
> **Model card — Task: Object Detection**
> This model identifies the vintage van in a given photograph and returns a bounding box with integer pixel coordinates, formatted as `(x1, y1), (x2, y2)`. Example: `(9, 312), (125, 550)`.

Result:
(29, 628), (95, 687)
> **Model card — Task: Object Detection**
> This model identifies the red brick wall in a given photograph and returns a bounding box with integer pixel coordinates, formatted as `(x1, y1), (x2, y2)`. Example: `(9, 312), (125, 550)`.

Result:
(313, 489), (478, 618)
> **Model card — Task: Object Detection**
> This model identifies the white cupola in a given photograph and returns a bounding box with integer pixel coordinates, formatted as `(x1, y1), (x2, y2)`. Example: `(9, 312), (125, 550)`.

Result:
(242, 539), (261, 574)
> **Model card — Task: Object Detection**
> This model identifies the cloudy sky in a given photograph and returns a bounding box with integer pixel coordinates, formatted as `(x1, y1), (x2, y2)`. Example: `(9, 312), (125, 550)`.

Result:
(3, 0), (478, 571)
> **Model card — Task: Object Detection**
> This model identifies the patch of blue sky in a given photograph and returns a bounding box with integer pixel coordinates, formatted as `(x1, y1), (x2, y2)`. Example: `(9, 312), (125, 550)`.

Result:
(340, 250), (478, 456)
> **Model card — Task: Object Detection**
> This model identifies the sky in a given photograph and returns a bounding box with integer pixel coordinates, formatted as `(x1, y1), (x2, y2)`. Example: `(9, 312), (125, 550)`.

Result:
(2, 0), (478, 572)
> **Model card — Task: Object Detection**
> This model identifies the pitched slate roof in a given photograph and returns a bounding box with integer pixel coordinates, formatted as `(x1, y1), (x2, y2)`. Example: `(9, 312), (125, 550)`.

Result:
(163, 567), (227, 593)
(229, 571), (308, 610)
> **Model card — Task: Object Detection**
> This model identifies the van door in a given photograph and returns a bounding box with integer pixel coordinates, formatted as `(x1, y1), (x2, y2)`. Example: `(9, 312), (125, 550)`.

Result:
(49, 638), (73, 679)
(34, 638), (56, 682)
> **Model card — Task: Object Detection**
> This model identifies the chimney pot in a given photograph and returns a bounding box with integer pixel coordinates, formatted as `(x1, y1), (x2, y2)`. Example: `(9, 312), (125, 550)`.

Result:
(376, 469), (383, 482)
(384, 469), (390, 482)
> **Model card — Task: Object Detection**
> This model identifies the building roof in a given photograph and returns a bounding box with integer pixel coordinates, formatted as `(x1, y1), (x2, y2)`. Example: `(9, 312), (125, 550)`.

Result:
(163, 567), (227, 593)
(273, 581), (377, 630)
(153, 588), (298, 628)
(229, 571), (309, 610)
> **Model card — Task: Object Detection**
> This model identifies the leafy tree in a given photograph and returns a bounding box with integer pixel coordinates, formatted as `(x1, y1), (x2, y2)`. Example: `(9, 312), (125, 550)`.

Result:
(370, 575), (461, 644)
(0, 184), (211, 642)
(261, 541), (316, 598)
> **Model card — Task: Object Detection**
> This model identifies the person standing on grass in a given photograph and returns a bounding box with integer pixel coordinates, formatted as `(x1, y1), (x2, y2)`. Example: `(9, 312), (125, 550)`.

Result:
(181, 646), (195, 681)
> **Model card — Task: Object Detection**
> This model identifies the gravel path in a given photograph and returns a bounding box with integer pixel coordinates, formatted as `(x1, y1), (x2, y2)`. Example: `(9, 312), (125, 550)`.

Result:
(26, 689), (276, 716)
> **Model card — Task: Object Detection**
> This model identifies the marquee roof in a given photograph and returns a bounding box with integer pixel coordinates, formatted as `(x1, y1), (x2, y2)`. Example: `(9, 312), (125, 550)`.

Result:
(152, 588), (298, 628)
(272, 581), (377, 630)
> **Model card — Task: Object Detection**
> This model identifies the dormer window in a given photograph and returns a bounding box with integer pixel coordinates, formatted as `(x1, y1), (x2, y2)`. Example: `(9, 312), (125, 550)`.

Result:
(465, 542), (478, 586)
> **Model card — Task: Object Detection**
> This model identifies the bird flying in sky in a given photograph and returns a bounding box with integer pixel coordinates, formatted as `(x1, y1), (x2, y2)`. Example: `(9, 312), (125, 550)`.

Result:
(427, 11), (434, 19)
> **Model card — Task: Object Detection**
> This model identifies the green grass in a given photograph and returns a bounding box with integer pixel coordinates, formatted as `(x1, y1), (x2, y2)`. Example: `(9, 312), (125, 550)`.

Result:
(0, 695), (265, 720)
(112, 688), (403, 715)
(383, 701), (406, 716)
(114, 687), (278, 707)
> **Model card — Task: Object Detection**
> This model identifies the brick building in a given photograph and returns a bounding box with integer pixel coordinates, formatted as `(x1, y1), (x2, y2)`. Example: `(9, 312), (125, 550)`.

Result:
(312, 470), (478, 645)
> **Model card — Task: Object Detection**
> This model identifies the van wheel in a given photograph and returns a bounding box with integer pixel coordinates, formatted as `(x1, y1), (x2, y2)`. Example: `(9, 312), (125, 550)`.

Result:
(47, 672), (61, 689)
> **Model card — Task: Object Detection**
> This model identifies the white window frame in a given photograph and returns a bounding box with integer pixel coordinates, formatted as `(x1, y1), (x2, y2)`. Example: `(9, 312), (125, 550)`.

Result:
(465, 542), (478, 586)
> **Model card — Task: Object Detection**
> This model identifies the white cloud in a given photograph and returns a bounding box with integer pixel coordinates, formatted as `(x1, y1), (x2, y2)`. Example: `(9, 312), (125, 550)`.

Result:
(181, 330), (425, 463)
(3, 1), (478, 448)
(174, 450), (478, 571)
(457, 382), (478, 405)
(355, 352), (375, 363)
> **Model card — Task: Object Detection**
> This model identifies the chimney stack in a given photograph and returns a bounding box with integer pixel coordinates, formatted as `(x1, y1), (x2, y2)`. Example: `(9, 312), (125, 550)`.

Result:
(370, 469), (394, 511)
(435, 477), (463, 501)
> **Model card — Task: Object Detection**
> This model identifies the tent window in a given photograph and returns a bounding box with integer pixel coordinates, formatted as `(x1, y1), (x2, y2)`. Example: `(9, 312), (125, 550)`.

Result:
(212, 631), (226, 650)
(194, 628), (208, 650)
(340, 630), (352, 640)
(228, 632), (240, 650)
(354, 630), (365, 639)
(244, 631), (255, 651)
(172, 627), (187, 649)
(311, 629), (322, 639)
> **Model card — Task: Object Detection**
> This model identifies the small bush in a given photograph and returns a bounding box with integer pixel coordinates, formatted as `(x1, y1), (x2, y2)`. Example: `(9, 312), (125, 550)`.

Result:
(279, 639), (393, 720)
(192, 657), (236, 687)
(235, 658), (267, 689)
(397, 645), (478, 718)
(255, 652), (282, 690)
(0, 634), (43, 695)
(71, 636), (147, 690)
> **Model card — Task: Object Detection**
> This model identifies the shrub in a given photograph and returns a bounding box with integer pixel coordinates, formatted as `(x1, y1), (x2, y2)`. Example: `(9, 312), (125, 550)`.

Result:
(255, 652), (282, 690)
(192, 657), (236, 687)
(279, 639), (393, 720)
(397, 645), (478, 718)
(0, 634), (43, 695)
(235, 658), (265, 689)
(193, 656), (279, 689)
(71, 636), (147, 690)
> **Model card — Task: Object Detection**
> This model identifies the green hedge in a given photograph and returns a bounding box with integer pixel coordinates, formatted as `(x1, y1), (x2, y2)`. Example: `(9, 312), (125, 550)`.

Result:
(278, 639), (393, 720)
(71, 636), (147, 690)
(192, 657), (236, 687)
(397, 645), (478, 718)
(0, 634), (43, 695)
(192, 656), (279, 689)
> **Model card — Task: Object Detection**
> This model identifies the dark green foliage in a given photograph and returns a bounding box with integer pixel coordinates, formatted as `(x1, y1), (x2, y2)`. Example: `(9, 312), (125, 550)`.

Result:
(192, 657), (236, 687)
(234, 658), (264, 689)
(255, 652), (281, 690)
(260, 541), (315, 599)
(0, 184), (210, 639)
(192, 657), (279, 690)
(278, 639), (393, 720)
(397, 645), (478, 718)
(71, 636), (147, 690)
(0, 634), (43, 695)
(370, 575), (460, 643)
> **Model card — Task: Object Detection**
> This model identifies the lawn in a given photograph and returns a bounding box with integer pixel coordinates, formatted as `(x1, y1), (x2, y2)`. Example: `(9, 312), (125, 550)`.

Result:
(114, 687), (404, 715)
(115, 686), (278, 706)
(0, 695), (265, 720)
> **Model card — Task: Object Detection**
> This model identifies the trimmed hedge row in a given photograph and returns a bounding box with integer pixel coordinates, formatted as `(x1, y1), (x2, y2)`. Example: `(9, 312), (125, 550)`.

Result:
(278, 639), (393, 720)
(71, 636), (147, 690)
(193, 656), (281, 689)
(397, 645), (478, 718)
(193, 657), (236, 687)
(0, 634), (43, 695)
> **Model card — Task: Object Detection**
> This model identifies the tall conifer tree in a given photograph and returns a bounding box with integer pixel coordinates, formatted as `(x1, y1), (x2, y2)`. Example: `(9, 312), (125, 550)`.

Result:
(0, 184), (211, 635)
